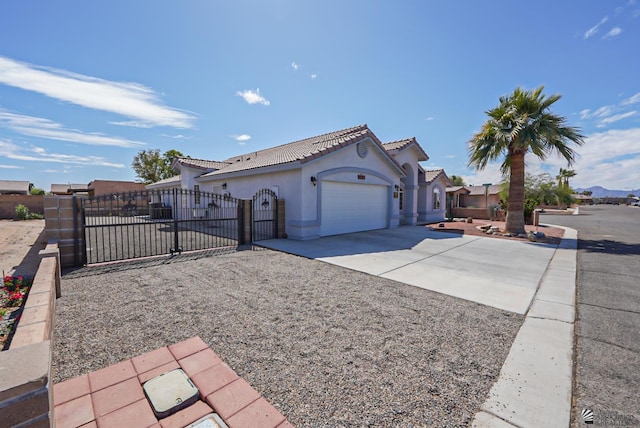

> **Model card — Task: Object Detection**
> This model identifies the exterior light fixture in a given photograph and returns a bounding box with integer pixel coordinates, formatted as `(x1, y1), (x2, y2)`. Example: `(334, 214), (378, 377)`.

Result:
(221, 183), (227, 189)
(310, 176), (317, 186)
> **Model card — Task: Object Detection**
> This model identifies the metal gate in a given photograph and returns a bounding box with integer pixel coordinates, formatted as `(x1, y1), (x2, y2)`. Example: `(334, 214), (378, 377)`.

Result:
(252, 189), (278, 241)
(82, 188), (242, 264)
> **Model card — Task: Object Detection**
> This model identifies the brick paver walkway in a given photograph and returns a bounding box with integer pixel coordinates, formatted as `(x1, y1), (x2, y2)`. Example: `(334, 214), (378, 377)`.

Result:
(53, 337), (292, 428)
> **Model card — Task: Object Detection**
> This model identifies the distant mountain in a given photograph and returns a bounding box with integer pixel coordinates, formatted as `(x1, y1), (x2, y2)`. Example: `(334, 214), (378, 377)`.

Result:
(575, 186), (640, 198)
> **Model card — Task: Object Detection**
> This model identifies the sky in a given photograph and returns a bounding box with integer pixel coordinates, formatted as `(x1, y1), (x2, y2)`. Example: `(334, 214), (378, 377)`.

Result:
(1, 0), (639, 192)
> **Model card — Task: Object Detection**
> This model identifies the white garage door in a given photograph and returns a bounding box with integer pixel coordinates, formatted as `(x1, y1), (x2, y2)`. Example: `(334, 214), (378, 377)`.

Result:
(320, 181), (388, 236)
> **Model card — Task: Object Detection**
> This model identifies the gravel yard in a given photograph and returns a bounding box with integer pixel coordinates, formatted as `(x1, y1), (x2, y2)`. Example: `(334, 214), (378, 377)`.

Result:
(53, 247), (523, 427)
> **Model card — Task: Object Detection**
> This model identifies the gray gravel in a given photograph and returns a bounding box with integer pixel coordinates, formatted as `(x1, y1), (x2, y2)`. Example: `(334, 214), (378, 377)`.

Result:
(52, 247), (522, 427)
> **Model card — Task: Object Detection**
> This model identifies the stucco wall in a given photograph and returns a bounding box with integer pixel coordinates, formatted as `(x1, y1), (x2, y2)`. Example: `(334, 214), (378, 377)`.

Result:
(461, 194), (501, 208)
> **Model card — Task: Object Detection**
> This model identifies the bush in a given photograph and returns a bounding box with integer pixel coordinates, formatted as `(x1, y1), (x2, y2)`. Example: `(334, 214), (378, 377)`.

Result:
(28, 212), (44, 220)
(15, 204), (29, 220)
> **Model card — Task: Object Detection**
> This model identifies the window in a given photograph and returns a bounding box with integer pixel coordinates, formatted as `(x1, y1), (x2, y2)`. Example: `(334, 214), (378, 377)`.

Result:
(194, 185), (200, 205)
(433, 188), (441, 210)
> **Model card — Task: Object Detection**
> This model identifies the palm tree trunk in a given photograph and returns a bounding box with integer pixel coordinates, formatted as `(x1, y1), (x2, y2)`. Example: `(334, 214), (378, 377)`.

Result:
(506, 150), (526, 235)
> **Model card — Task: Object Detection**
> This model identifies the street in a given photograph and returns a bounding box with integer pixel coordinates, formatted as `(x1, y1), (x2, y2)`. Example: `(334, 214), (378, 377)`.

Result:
(542, 205), (640, 427)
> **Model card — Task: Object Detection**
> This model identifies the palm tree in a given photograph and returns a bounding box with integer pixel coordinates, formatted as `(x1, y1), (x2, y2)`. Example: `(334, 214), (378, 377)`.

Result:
(562, 169), (576, 189)
(468, 86), (585, 234)
(556, 168), (567, 188)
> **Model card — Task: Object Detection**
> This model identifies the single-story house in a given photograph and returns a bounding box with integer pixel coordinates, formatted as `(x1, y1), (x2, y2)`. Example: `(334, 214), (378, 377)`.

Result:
(0, 180), (32, 195)
(447, 184), (502, 208)
(147, 124), (451, 240)
(572, 194), (593, 205)
(87, 180), (146, 197)
(50, 183), (90, 195)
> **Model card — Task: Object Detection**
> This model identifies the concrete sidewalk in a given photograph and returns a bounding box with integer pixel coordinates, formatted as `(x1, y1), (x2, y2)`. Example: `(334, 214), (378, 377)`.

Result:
(260, 225), (578, 427)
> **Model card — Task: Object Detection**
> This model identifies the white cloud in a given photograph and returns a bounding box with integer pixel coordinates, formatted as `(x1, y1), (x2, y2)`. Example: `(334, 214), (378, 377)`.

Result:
(580, 95), (639, 127)
(310, 74), (317, 80)
(0, 111), (146, 148)
(0, 139), (124, 168)
(161, 134), (191, 140)
(291, 62), (299, 71)
(603, 27), (623, 38)
(0, 56), (195, 128)
(597, 111), (636, 127)
(426, 117), (435, 121)
(462, 128), (640, 189)
(584, 16), (608, 39)
(462, 163), (505, 187)
(592, 105), (614, 118)
(535, 128), (640, 189)
(236, 88), (270, 106)
(0, 164), (22, 169)
(622, 92), (640, 105)
(232, 134), (251, 142)
(109, 121), (155, 128)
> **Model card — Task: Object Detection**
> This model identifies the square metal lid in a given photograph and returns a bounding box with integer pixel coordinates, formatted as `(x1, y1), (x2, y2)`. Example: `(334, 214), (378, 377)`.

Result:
(143, 369), (199, 416)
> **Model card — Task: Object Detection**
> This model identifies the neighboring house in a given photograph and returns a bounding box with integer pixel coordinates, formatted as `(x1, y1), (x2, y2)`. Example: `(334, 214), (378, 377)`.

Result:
(572, 194), (593, 205)
(447, 184), (502, 208)
(87, 180), (146, 197)
(147, 124), (450, 240)
(0, 180), (31, 195)
(50, 183), (90, 195)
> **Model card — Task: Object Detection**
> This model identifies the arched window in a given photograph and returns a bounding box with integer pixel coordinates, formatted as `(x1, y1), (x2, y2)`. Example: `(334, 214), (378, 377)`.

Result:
(433, 188), (441, 210)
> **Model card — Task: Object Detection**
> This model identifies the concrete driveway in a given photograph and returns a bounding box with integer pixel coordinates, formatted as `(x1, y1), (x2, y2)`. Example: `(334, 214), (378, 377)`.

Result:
(260, 226), (558, 314)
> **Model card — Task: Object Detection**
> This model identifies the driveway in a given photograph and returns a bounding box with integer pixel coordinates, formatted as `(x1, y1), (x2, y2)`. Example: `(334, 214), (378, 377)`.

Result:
(260, 226), (558, 314)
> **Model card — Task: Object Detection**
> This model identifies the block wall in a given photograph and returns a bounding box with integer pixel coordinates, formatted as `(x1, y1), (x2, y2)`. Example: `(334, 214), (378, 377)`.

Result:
(0, 195), (44, 219)
(0, 244), (60, 427)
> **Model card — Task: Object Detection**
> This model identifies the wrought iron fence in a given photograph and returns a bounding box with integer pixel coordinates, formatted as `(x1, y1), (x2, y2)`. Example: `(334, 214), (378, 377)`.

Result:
(252, 188), (278, 241)
(82, 188), (242, 264)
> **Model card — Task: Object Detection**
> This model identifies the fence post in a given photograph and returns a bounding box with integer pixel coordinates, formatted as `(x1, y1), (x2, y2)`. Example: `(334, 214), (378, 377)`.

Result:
(172, 188), (180, 254)
(238, 199), (252, 245)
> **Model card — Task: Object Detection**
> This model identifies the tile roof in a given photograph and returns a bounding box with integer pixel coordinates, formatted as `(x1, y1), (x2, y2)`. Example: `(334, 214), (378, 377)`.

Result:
(466, 184), (501, 196)
(0, 180), (30, 193)
(446, 186), (468, 193)
(383, 138), (429, 161)
(201, 124), (401, 177)
(145, 175), (181, 188)
(423, 169), (452, 186)
(177, 158), (230, 171)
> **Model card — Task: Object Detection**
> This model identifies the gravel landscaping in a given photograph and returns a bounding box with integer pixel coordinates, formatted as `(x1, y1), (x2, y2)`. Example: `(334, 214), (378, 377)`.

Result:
(53, 247), (523, 427)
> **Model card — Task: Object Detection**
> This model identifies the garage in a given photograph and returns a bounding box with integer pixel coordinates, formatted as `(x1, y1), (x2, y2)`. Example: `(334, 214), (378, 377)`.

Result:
(320, 180), (388, 236)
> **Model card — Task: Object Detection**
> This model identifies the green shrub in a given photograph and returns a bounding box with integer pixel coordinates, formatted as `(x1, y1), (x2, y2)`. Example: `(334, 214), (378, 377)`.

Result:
(15, 204), (29, 220)
(28, 212), (44, 220)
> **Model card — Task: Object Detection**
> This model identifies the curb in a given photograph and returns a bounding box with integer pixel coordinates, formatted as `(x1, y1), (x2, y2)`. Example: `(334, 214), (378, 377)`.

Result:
(472, 226), (578, 427)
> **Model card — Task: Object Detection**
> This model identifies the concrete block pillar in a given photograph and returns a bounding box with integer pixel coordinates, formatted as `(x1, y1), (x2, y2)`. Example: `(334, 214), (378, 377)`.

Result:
(238, 199), (252, 245)
(44, 196), (84, 267)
